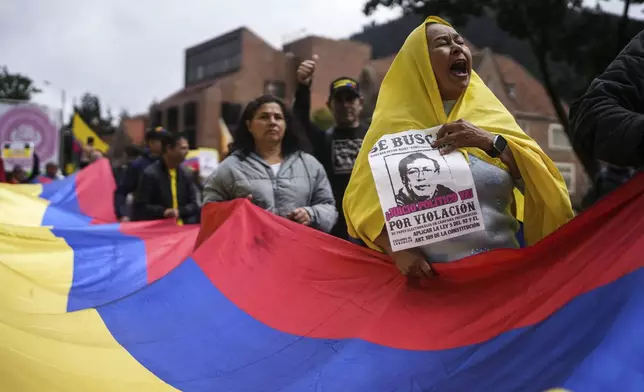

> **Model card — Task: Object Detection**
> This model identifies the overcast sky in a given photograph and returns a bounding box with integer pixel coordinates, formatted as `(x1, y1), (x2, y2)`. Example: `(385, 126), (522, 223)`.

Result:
(1, 0), (640, 118)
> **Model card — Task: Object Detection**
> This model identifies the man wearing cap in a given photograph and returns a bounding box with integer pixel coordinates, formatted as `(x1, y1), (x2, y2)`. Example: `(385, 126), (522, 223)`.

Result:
(113, 127), (169, 222)
(294, 57), (369, 240)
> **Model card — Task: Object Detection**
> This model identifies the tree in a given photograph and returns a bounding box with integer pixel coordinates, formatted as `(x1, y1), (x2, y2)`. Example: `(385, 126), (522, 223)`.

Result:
(552, 1), (644, 98)
(74, 93), (116, 135)
(615, 0), (644, 48)
(77, 93), (102, 128)
(0, 66), (41, 101)
(362, 0), (601, 174)
(119, 109), (130, 122)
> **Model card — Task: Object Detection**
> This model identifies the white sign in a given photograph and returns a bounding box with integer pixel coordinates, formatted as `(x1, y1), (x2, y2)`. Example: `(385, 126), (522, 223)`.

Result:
(368, 127), (485, 252)
(1, 141), (34, 172)
(198, 149), (219, 179)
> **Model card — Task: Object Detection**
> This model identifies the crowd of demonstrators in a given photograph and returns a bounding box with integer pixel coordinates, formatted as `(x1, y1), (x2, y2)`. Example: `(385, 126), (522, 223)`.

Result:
(203, 95), (337, 232)
(113, 128), (167, 222)
(293, 56), (369, 240)
(0, 152), (63, 184)
(3, 24), (640, 238)
(569, 29), (644, 207)
(133, 133), (200, 224)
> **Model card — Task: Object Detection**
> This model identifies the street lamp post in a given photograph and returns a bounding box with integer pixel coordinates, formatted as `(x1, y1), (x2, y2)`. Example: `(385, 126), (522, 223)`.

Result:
(43, 81), (67, 169)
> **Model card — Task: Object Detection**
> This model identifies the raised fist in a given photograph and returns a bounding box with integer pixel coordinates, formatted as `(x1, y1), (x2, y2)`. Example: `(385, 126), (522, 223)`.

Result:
(296, 54), (319, 85)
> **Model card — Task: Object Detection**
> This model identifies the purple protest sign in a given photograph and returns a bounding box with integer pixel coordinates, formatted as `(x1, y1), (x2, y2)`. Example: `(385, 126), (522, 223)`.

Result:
(0, 103), (60, 170)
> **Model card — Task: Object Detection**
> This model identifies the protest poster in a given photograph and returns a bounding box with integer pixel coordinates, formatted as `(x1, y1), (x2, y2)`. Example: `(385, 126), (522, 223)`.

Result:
(368, 127), (485, 252)
(184, 148), (219, 185)
(197, 148), (219, 179)
(1, 141), (34, 172)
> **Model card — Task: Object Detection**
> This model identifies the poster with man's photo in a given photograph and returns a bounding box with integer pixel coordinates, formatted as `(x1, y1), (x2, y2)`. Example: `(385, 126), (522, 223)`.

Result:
(368, 127), (485, 252)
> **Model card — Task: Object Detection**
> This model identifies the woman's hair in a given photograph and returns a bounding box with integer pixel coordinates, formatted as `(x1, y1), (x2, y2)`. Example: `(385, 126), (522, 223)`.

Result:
(231, 94), (311, 157)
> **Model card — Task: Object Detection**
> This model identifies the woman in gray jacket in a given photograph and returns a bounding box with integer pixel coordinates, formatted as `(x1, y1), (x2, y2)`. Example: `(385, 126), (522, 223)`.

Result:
(203, 95), (338, 233)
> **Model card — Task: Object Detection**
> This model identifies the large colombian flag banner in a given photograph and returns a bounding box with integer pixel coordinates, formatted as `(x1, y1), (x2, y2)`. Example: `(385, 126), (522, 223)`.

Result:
(1, 159), (643, 391)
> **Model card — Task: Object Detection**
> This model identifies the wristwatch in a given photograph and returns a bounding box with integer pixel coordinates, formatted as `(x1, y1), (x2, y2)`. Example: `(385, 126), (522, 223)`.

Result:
(487, 134), (507, 158)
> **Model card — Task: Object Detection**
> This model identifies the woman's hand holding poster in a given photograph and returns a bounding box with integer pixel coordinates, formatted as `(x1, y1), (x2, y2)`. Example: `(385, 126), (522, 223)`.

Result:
(368, 127), (485, 251)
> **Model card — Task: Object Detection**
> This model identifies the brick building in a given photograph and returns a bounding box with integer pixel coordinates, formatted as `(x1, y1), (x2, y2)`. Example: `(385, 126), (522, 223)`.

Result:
(150, 27), (371, 152)
(121, 114), (148, 145)
(151, 20), (588, 205)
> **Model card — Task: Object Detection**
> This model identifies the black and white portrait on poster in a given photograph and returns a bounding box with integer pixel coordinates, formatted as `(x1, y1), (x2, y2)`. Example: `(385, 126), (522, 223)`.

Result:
(368, 127), (486, 251)
(392, 151), (456, 206)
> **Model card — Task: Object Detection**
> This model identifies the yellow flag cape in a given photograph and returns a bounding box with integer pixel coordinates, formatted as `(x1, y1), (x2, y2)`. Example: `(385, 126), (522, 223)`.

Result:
(343, 16), (573, 251)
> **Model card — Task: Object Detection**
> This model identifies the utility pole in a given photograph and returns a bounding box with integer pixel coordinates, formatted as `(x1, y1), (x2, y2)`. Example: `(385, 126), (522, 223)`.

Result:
(44, 80), (67, 168)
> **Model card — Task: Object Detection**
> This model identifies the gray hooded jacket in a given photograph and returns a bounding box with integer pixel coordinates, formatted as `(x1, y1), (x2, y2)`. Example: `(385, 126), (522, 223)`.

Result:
(203, 151), (338, 233)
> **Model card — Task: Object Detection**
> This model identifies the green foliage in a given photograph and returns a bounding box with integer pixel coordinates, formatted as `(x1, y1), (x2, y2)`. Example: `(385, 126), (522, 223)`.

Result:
(119, 109), (130, 121)
(64, 92), (116, 135)
(552, 2), (644, 95)
(312, 107), (335, 130)
(75, 93), (116, 135)
(0, 66), (41, 101)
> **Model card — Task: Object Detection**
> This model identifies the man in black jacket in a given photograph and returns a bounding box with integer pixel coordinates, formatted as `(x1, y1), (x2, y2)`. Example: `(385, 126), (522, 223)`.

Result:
(294, 56), (369, 240)
(114, 127), (169, 222)
(132, 134), (200, 224)
(569, 30), (644, 169)
(569, 30), (644, 205)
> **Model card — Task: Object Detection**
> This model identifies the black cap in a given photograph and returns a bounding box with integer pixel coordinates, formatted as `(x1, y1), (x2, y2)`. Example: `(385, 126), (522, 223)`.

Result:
(145, 126), (171, 141)
(329, 77), (360, 100)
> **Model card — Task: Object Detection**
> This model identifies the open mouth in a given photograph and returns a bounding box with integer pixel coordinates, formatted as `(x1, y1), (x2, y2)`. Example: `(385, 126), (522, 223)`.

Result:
(449, 59), (469, 77)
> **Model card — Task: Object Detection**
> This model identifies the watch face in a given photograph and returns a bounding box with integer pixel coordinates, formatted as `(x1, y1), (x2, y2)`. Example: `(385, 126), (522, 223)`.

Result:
(494, 135), (507, 153)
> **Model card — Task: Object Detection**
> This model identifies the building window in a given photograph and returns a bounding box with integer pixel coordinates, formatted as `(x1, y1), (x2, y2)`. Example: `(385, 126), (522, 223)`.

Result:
(183, 101), (197, 128)
(221, 102), (242, 128)
(548, 123), (572, 151)
(151, 109), (163, 128)
(555, 162), (576, 195)
(184, 34), (242, 86)
(231, 53), (241, 68)
(166, 106), (180, 133)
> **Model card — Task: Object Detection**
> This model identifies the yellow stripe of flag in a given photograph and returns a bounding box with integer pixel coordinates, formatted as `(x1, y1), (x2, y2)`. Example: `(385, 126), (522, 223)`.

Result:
(0, 224), (72, 314)
(0, 193), (177, 390)
(0, 308), (177, 391)
(72, 113), (109, 154)
(0, 185), (47, 227)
